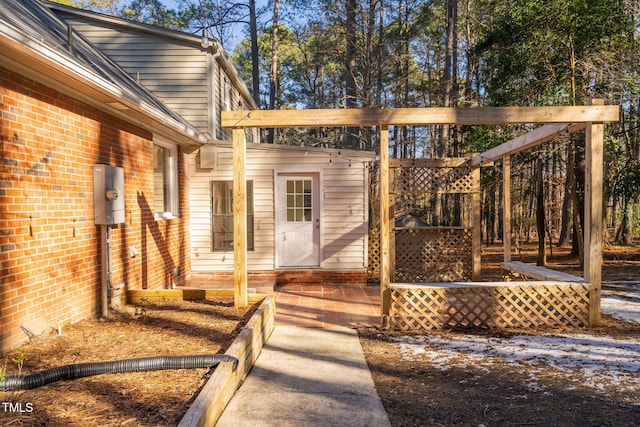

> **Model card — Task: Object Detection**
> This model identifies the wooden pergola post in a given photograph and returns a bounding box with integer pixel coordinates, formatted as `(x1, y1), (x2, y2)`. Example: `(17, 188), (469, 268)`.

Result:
(472, 165), (481, 280)
(379, 125), (391, 324)
(503, 155), (512, 263)
(585, 99), (605, 326)
(233, 127), (248, 308)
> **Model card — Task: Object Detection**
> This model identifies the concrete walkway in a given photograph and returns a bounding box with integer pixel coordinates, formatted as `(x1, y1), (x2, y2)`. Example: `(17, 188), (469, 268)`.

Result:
(215, 326), (391, 427)
(182, 278), (390, 426)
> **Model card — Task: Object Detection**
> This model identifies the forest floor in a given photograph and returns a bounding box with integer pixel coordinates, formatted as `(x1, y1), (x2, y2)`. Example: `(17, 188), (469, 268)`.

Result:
(1, 243), (638, 426)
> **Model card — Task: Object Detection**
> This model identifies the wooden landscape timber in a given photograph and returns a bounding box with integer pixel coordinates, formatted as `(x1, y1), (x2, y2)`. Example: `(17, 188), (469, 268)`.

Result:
(222, 102), (619, 328)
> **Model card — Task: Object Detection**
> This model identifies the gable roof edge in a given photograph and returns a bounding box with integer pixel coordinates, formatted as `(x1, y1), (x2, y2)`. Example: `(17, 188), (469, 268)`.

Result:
(0, 11), (207, 150)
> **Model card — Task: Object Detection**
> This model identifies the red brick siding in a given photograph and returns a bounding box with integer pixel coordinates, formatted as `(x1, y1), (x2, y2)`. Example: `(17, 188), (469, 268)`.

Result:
(0, 68), (191, 352)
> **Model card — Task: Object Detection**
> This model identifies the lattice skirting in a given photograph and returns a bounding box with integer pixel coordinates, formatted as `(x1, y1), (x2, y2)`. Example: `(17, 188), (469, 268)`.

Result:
(368, 224), (381, 282)
(389, 282), (590, 330)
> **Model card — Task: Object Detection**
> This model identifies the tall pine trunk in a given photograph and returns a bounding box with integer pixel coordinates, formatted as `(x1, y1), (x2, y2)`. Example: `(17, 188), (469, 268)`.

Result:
(345, 0), (358, 148)
(267, 0), (279, 144)
(249, 0), (260, 108)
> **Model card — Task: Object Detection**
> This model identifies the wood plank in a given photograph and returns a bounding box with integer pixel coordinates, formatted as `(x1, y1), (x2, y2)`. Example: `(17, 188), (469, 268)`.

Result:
(389, 158), (469, 168)
(502, 261), (585, 283)
(503, 156), (511, 262)
(585, 99), (605, 326)
(222, 106), (619, 129)
(126, 289), (265, 304)
(471, 166), (481, 280)
(233, 128), (248, 308)
(469, 123), (585, 167)
(379, 125), (391, 324)
(178, 295), (275, 427)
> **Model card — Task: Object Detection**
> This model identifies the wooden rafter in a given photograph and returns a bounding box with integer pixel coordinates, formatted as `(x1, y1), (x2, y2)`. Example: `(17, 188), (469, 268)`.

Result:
(469, 123), (586, 167)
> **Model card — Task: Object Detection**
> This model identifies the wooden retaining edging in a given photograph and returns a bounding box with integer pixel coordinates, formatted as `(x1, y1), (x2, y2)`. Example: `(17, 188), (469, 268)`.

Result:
(127, 288), (260, 303)
(125, 289), (276, 427)
(178, 294), (276, 427)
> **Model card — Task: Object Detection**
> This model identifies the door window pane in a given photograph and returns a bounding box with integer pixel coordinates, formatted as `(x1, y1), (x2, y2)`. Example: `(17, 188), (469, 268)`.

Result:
(286, 179), (312, 223)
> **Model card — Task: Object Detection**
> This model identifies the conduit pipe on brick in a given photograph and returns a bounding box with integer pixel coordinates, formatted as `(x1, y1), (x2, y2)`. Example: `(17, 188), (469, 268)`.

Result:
(0, 354), (238, 391)
(100, 224), (112, 318)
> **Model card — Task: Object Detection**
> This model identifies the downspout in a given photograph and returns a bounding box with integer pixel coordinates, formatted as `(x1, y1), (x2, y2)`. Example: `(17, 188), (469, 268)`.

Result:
(100, 224), (111, 318)
(211, 49), (221, 141)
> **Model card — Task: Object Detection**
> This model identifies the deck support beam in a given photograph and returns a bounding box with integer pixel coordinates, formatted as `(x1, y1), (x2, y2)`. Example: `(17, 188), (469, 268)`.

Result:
(503, 155), (512, 263)
(472, 166), (481, 280)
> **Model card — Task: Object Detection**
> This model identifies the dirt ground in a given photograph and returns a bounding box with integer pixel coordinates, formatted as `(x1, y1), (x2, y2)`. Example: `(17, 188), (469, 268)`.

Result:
(359, 243), (640, 427)
(358, 316), (639, 427)
(1, 244), (638, 426)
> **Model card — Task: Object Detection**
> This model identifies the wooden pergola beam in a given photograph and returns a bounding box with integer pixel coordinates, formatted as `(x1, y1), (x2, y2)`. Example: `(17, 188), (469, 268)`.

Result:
(222, 106), (619, 129)
(503, 156), (512, 263)
(379, 126), (391, 325)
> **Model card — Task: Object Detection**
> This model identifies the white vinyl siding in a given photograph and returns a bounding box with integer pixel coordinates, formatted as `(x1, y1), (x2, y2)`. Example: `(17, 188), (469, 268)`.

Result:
(189, 145), (371, 273)
(59, 19), (210, 132)
(55, 12), (256, 142)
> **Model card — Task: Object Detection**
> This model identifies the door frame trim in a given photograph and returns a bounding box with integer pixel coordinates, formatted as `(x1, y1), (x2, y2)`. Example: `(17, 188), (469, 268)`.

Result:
(274, 169), (323, 269)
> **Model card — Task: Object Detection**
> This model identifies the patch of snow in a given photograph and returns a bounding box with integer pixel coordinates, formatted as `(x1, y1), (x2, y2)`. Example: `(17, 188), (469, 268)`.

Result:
(387, 288), (640, 400)
(391, 331), (640, 395)
(602, 291), (640, 324)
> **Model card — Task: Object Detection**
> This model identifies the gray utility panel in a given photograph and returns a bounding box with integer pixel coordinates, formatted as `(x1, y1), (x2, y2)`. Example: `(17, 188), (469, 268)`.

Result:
(93, 164), (125, 225)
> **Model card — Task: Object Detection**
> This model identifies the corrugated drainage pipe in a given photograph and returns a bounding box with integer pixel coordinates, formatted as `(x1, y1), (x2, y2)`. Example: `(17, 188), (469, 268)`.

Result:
(0, 354), (237, 391)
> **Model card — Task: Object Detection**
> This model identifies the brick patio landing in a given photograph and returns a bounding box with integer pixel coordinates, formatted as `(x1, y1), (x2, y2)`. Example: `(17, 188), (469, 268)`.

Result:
(182, 275), (381, 328)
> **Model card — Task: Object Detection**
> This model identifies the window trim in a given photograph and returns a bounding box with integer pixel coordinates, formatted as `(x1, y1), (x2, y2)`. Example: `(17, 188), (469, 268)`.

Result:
(153, 137), (179, 220)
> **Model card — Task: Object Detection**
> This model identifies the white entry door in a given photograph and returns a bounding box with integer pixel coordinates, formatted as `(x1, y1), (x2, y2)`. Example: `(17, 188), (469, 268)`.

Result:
(276, 173), (320, 267)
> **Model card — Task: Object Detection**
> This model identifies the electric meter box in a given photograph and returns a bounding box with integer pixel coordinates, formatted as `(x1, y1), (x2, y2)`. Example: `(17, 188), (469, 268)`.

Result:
(93, 165), (125, 225)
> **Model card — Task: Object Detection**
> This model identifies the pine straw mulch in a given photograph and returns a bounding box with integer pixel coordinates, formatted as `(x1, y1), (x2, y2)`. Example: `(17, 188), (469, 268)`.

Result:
(0, 297), (258, 427)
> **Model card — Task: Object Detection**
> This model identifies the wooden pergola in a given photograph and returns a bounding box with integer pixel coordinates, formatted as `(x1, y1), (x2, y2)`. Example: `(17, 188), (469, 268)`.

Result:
(222, 101), (619, 326)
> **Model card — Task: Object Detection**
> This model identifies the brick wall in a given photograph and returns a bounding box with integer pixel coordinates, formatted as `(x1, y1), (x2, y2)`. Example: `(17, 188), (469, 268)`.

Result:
(0, 68), (191, 352)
